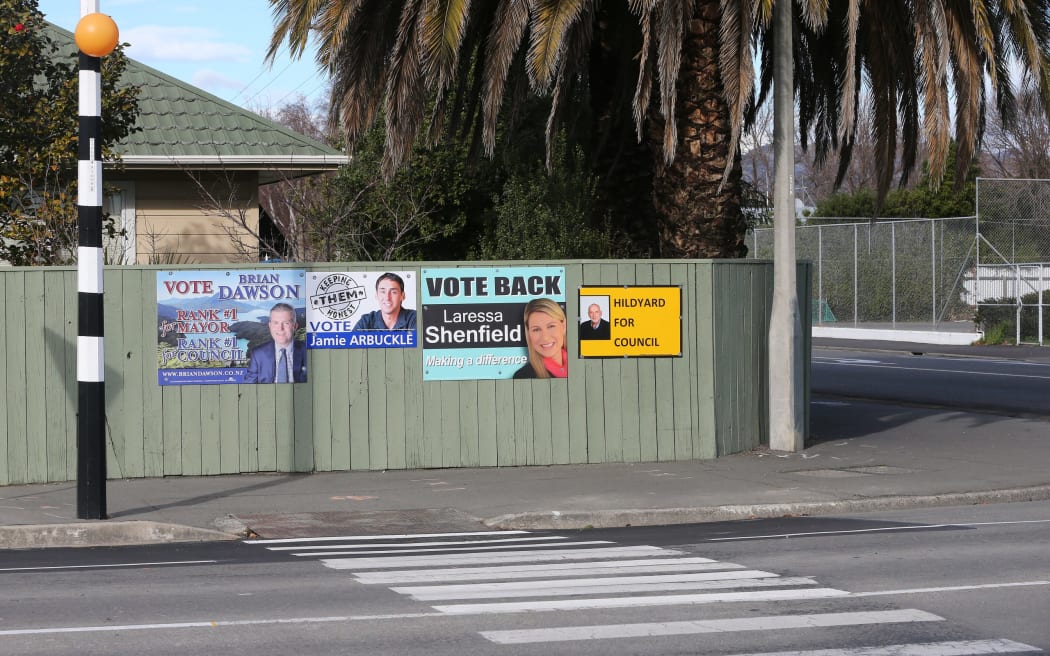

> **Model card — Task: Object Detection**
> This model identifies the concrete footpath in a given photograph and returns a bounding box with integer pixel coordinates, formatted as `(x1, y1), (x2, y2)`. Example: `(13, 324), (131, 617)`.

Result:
(2, 341), (1049, 550)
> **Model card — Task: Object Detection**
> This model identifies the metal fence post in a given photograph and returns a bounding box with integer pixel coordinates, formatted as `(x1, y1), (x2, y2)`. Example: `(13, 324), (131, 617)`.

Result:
(891, 222), (897, 326)
(853, 224), (858, 325)
(931, 219), (936, 326)
(818, 225), (823, 324)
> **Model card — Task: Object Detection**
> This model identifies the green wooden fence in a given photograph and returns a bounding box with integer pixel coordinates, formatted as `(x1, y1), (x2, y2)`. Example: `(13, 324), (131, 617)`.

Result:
(0, 260), (810, 485)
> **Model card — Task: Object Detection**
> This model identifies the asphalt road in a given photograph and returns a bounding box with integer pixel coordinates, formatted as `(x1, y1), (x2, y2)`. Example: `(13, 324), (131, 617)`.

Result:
(813, 347), (1050, 416)
(2, 501), (1048, 655)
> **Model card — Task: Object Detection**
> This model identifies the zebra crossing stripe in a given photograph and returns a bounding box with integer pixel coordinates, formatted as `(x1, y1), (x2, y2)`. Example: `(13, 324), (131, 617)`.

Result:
(400, 575), (817, 601)
(719, 639), (1042, 656)
(245, 531), (529, 545)
(293, 540), (613, 557)
(322, 545), (678, 570)
(265, 535), (567, 551)
(435, 586), (851, 614)
(348, 558), (737, 582)
(480, 609), (942, 643)
(391, 569), (779, 596)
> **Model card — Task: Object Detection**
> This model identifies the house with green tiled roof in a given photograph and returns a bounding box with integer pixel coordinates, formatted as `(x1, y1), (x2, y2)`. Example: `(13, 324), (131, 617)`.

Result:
(49, 24), (348, 264)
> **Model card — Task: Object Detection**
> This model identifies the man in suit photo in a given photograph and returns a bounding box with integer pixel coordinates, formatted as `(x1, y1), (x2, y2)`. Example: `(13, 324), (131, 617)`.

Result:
(579, 302), (611, 340)
(245, 302), (307, 383)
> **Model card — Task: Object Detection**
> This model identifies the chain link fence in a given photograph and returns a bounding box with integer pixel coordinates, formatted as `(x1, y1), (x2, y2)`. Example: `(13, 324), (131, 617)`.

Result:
(975, 178), (1050, 344)
(748, 217), (977, 331)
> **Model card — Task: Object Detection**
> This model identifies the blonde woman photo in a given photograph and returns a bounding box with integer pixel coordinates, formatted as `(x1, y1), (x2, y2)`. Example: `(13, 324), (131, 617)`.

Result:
(513, 298), (568, 379)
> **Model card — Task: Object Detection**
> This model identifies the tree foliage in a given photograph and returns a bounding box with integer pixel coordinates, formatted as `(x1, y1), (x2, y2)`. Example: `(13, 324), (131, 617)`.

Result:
(0, 0), (139, 265)
(812, 143), (977, 220)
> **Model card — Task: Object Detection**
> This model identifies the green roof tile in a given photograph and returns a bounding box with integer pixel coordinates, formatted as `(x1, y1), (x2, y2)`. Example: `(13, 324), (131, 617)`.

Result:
(46, 22), (348, 172)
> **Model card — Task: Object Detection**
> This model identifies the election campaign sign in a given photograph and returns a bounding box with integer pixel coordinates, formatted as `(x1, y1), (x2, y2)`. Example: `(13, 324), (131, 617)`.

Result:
(157, 270), (307, 385)
(305, 271), (418, 349)
(578, 286), (682, 357)
(421, 266), (567, 380)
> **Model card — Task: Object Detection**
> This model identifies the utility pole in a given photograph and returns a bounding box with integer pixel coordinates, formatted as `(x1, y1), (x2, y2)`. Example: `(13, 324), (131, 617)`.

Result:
(768, 0), (804, 452)
(75, 1), (119, 519)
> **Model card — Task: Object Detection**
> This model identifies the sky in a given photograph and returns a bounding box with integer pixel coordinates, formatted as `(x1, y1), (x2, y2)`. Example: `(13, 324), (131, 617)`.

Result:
(37, 0), (328, 114)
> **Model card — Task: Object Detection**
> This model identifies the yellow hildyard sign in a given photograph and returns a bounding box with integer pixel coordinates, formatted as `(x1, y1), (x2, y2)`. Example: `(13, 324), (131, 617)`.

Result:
(578, 286), (682, 357)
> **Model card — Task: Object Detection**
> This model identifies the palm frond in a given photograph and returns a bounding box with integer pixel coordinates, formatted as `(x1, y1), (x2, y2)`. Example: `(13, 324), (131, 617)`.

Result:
(383, 0), (428, 178)
(527, 0), (588, 92)
(719, 0), (758, 180)
(481, 0), (530, 155)
(419, 0), (472, 94)
(654, 0), (687, 163)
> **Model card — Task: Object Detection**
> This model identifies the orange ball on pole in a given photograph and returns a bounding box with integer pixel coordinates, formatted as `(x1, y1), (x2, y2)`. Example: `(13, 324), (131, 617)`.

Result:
(74, 13), (119, 57)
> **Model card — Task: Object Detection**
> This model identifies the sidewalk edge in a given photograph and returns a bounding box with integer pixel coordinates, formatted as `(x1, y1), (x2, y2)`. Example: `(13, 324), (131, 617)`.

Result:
(0, 520), (239, 550)
(483, 485), (1050, 530)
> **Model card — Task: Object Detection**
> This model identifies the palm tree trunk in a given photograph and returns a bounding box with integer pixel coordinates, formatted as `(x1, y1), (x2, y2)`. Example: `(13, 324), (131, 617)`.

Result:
(651, 2), (748, 259)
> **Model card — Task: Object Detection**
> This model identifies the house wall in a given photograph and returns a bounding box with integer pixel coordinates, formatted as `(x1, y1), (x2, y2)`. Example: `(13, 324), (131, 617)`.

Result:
(0, 260), (810, 485)
(112, 171), (260, 264)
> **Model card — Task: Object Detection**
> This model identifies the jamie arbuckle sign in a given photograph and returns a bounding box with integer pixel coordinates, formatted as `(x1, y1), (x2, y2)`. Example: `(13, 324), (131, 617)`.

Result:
(305, 271), (418, 349)
(157, 270), (306, 385)
(421, 266), (566, 380)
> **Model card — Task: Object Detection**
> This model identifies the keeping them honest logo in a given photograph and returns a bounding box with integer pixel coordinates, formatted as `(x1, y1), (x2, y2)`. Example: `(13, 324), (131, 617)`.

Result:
(310, 274), (366, 321)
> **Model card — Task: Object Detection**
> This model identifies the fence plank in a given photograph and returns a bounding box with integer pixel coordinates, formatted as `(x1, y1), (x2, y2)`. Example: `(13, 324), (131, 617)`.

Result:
(0, 275), (8, 484)
(385, 348), (408, 470)
(422, 379), (443, 467)
(102, 270), (126, 479)
(494, 380), (515, 466)
(118, 270), (146, 478)
(238, 385), (259, 473)
(310, 348), (333, 472)
(653, 263), (676, 460)
(255, 384), (278, 471)
(441, 381), (461, 468)
(180, 386), (203, 475)
(6, 273), (28, 483)
(634, 263), (658, 462)
(403, 350), (425, 469)
(275, 383), (295, 471)
(477, 380), (497, 466)
(219, 384), (239, 473)
(200, 385), (222, 475)
(512, 380), (534, 465)
(565, 263), (587, 464)
(348, 352), (370, 469)
(329, 351), (351, 471)
(43, 272), (69, 482)
(24, 271), (47, 482)
(531, 383), (553, 465)
(694, 263), (717, 459)
(459, 381), (480, 467)
(366, 350), (388, 470)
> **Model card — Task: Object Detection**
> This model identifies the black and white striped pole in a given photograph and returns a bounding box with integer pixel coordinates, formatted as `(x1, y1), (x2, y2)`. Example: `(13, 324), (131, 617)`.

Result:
(74, 5), (119, 520)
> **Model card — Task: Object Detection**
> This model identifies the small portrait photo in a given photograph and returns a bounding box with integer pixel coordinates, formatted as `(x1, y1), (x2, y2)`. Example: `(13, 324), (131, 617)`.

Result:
(578, 294), (611, 341)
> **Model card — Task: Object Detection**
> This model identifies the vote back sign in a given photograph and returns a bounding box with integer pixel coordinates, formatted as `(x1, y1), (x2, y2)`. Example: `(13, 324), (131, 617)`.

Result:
(421, 266), (566, 380)
(578, 285), (682, 358)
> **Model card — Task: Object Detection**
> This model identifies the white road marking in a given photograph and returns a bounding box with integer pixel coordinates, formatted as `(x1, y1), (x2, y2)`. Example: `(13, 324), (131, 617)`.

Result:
(708, 519), (1050, 541)
(853, 580), (1050, 597)
(0, 612), (443, 637)
(402, 576), (816, 601)
(813, 361), (1050, 380)
(392, 569), (778, 596)
(347, 558), (736, 582)
(0, 560), (217, 572)
(434, 587), (850, 614)
(321, 545), (677, 569)
(266, 535), (566, 551)
(293, 540), (612, 557)
(479, 609), (942, 643)
(244, 530), (529, 544)
(721, 639), (1043, 656)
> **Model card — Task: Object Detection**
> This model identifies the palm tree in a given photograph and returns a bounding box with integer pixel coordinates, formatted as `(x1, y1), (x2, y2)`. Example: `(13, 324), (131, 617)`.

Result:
(267, 1), (1050, 258)
(788, 1), (1050, 210)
